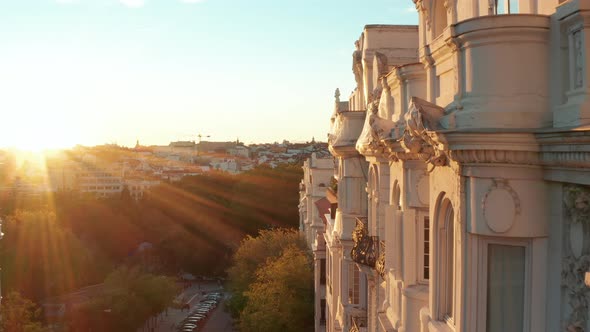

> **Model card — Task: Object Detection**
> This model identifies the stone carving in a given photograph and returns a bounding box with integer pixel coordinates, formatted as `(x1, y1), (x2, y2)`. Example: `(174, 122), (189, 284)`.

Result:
(414, 0), (430, 31)
(328, 114), (343, 146)
(574, 30), (584, 89)
(482, 179), (520, 233)
(444, 0), (454, 13)
(487, 0), (495, 14)
(562, 184), (590, 332)
(335, 88), (341, 103)
(375, 240), (386, 280)
(375, 52), (389, 78)
(396, 97), (448, 168)
(368, 86), (383, 105)
(353, 40), (363, 88)
(357, 102), (396, 154)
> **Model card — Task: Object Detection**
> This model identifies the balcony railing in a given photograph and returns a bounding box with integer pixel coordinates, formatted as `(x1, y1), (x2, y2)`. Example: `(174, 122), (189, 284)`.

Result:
(375, 240), (386, 280)
(351, 217), (378, 267)
(349, 315), (367, 332)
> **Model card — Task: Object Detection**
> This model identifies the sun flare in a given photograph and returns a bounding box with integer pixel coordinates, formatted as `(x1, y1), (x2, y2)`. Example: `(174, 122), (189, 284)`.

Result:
(1, 113), (81, 152)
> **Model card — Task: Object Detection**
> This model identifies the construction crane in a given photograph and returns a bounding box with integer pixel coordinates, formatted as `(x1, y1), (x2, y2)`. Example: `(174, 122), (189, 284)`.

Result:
(196, 134), (210, 156)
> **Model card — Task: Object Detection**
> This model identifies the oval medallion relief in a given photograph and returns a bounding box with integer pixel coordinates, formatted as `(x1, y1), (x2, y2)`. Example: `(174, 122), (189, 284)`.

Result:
(483, 187), (517, 233)
(416, 175), (429, 205)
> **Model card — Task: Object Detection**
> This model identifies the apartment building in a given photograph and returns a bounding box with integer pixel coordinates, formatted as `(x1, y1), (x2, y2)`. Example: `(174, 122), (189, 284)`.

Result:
(300, 152), (335, 332)
(77, 167), (124, 197)
(300, 1), (590, 331)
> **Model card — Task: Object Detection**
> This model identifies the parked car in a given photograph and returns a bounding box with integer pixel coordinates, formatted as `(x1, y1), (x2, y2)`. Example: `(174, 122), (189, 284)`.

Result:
(183, 319), (202, 325)
(178, 327), (195, 332)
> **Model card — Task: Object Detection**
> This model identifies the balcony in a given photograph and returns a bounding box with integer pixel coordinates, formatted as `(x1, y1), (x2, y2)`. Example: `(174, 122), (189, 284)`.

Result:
(351, 217), (378, 268)
(329, 110), (366, 157)
(349, 314), (367, 332)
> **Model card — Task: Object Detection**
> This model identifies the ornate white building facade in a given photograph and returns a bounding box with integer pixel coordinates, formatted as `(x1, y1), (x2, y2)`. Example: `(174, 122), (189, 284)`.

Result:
(299, 1), (590, 331)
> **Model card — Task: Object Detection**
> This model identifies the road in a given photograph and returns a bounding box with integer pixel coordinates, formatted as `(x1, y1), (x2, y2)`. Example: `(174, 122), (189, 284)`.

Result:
(140, 281), (235, 332)
(200, 296), (236, 332)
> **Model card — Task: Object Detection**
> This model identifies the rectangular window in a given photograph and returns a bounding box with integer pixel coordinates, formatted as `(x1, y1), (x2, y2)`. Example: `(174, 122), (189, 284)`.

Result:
(418, 212), (430, 283)
(348, 263), (360, 305)
(423, 216), (430, 280)
(320, 299), (326, 325)
(320, 259), (326, 285)
(494, 0), (519, 14)
(327, 254), (331, 294)
(486, 244), (525, 332)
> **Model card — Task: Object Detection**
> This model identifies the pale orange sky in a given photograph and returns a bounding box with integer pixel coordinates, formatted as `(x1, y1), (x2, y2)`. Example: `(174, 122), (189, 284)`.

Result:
(0, 0), (418, 150)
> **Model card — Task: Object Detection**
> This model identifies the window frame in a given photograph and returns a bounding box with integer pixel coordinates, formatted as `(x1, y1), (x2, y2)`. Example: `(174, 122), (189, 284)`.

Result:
(320, 258), (326, 285)
(476, 237), (532, 332)
(348, 262), (360, 305)
(493, 0), (519, 15)
(433, 195), (455, 329)
(417, 210), (430, 284)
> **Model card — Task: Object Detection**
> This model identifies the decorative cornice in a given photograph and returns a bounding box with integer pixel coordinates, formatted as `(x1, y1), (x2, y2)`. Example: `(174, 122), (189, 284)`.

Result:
(541, 151), (590, 168)
(450, 150), (540, 165)
(538, 129), (590, 168)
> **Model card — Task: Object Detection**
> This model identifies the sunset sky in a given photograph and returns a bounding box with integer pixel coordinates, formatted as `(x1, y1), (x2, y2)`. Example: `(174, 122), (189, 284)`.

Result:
(0, 0), (418, 149)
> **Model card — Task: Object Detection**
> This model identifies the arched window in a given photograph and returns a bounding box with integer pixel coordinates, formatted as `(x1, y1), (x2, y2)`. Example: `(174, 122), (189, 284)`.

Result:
(435, 195), (455, 323)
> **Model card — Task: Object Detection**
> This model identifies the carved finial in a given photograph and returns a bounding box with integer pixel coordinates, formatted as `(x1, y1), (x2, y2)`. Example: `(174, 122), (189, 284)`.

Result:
(334, 88), (341, 103)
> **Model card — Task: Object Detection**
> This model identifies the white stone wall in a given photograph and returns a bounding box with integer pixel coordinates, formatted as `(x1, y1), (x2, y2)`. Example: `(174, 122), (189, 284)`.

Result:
(304, 2), (590, 332)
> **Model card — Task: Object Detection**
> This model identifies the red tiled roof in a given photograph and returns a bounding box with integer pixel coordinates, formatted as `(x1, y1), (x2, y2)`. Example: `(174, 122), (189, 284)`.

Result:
(314, 197), (331, 225)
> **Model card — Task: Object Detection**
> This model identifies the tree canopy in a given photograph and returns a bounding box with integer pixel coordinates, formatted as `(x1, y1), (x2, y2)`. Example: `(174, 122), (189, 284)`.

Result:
(225, 228), (308, 317)
(67, 267), (178, 332)
(226, 228), (314, 331)
(1, 291), (45, 332)
(239, 246), (314, 332)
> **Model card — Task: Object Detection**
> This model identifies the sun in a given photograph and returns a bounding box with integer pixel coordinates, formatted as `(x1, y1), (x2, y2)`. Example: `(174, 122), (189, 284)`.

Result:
(13, 136), (75, 153)
(1, 114), (81, 152)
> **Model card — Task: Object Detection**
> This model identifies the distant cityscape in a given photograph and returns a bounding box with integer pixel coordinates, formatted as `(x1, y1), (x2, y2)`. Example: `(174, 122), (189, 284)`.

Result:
(0, 139), (329, 201)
